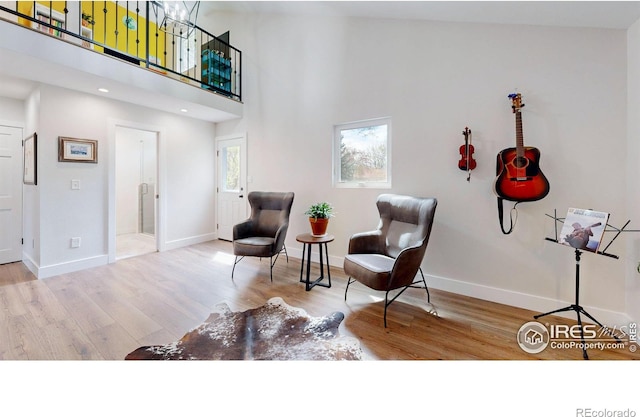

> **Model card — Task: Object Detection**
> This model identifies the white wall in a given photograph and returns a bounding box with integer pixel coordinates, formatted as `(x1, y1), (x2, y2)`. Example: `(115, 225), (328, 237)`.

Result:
(211, 12), (632, 324)
(22, 88), (40, 271)
(0, 97), (25, 124)
(28, 84), (216, 277)
(116, 128), (141, 235)
(627, 20), (640, 324)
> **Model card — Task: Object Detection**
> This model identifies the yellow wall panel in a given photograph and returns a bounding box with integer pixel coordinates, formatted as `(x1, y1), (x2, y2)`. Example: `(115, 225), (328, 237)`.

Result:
(82, 1), (166, 65)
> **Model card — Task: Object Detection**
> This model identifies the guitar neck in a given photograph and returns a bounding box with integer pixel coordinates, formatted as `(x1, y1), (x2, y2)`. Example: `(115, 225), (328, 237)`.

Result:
(515, 111), (524, 157)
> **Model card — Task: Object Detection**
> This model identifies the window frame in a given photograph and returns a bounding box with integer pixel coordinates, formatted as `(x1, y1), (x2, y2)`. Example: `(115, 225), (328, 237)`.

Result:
(332, 116), (392, 189)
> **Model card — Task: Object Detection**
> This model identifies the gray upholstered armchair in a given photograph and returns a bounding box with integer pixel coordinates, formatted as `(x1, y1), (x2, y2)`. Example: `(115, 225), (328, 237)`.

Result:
(232, 191), (295, 281)
(343, 194), (437, 327)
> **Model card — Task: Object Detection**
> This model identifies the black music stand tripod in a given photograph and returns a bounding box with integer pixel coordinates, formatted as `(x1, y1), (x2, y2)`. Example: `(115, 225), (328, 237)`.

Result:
(533, 247), (619, 360)
(536, 210), (637, 359)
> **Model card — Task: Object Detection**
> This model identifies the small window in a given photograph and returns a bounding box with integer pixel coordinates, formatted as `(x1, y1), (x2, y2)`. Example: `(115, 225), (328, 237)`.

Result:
(221, 145), (240, 192)
(333, 117), (391, 188)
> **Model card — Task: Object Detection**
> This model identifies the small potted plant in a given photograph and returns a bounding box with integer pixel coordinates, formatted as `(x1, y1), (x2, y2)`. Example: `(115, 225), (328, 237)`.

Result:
(81, 13), (93, 27)
(305, 202), (334, 237)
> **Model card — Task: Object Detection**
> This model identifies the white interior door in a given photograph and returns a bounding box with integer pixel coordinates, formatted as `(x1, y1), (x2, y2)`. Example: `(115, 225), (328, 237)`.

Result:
(216, 135), (247, 241)
(0, 126), (23, 264)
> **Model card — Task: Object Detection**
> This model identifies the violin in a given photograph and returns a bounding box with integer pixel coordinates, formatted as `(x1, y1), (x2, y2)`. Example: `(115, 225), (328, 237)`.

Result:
(458, 126), (476, 181)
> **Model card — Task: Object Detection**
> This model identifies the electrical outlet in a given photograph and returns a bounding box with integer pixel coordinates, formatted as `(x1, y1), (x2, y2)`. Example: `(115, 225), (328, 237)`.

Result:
(70, 237), (81, 248)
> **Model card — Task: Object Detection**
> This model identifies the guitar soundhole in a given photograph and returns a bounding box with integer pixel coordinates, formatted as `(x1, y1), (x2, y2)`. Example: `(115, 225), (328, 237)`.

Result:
(514, 156), (528, 168)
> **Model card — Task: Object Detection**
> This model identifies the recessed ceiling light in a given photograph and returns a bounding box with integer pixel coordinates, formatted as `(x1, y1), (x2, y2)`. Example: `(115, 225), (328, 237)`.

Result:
(180, 108), (188, 112)
(98, 88), (109, 93)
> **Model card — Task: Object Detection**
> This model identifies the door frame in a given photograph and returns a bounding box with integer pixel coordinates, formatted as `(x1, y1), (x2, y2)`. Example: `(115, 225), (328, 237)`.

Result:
(107, 119), (165, 263)
(215, 133), (247, 241)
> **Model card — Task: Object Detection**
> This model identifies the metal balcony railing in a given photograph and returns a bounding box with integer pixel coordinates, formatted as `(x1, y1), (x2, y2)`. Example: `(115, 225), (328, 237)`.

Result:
(0, 1), (241, 101)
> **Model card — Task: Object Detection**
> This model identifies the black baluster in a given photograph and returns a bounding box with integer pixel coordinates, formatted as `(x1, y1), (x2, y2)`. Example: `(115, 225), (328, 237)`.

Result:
(63, 1), (67, 30)
(194, 28), (199, 82)
(125, 1), (129, 55)
(172, 28), (177, 73)
(114, 1), (118, 50)
(135, 2), (140, 59)
(103, 2), (107, 48)
(145, 0), (149, 67)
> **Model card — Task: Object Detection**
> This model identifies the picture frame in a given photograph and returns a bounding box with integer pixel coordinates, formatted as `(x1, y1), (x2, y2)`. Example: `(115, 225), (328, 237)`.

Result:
(58, 137), (98, 163)
(23, 133), (37, 185)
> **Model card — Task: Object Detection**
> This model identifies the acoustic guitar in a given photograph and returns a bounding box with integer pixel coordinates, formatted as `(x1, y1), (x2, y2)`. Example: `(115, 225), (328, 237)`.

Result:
(494, 93), (550, 202)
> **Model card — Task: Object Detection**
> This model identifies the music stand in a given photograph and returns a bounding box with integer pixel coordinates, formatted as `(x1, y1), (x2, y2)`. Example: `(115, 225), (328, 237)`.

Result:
(537, 209), (637, 359)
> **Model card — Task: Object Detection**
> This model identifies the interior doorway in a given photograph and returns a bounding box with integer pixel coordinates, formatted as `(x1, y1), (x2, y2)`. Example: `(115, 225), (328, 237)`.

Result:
(115, 126), (158, 260)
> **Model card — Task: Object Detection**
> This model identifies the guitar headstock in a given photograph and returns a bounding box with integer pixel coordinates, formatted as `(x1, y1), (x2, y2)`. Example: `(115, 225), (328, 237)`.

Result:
(508, 93), (525, 113)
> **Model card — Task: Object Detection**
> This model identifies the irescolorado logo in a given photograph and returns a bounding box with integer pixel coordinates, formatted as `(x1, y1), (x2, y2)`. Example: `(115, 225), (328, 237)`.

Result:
(517, 321), (549, 354)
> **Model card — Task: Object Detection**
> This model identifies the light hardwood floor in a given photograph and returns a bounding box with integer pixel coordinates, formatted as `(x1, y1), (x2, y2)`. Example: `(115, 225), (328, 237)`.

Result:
(0, 239), (637, 360)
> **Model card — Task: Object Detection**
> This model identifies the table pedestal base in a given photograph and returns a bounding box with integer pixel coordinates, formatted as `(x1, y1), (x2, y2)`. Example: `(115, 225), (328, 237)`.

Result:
(299, 242), (332, 291)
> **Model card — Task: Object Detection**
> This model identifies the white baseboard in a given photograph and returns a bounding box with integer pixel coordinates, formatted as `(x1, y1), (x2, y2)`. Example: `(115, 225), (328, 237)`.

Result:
(36, 255), (109, 279)
(21, 252), (39, 277)
(164, 233), (217, 251)
(425, 272), (632, 328)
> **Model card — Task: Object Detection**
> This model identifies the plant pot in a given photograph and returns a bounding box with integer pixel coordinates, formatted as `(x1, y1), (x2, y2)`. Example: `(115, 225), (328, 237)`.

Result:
(309, 217), (329, 237)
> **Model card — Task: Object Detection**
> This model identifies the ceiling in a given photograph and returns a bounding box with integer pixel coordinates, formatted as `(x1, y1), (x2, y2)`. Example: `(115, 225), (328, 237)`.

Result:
(2, 1), (640, 109)
(199, 1), (640, 30)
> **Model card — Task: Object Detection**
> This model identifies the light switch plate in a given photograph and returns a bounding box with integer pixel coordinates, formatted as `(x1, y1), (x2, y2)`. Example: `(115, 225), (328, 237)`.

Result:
(71, 179), (80, 190)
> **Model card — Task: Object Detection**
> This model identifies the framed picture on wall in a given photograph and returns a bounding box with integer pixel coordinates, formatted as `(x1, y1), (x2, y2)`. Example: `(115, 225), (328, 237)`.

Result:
(58, 137), (98, 163)
(23, 133), (37, 185)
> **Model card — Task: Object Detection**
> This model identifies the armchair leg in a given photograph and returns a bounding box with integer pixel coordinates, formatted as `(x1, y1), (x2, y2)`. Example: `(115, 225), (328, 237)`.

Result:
(269, 249), (286, 282)
(232, 254), (278, 282)
(345, 277), (356, 301)
(419, 267), (431, 303)
(269, 256), (274, 282)
(348, 271), (431, 328)
(384, 292), (389, 328)
(382, 285), (412, 328)
(231, 256), (244, 279)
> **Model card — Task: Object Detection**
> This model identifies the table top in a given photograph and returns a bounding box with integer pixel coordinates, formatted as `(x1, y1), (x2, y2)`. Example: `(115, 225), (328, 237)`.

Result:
(296, 233), (335, 244)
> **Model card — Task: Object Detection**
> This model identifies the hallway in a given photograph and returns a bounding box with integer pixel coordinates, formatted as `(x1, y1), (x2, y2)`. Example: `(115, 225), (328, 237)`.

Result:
(116, 233), (156, 260)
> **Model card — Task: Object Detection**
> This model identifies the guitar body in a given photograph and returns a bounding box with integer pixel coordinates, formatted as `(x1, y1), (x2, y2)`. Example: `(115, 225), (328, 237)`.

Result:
(494, 146), (550, 202)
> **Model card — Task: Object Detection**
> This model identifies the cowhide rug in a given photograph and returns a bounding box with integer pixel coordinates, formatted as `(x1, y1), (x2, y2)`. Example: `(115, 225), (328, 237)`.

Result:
(125, 297), (364, 360)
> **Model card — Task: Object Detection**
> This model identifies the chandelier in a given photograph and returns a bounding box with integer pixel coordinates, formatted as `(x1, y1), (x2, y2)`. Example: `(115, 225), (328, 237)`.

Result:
(153, 1), (200, 38)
